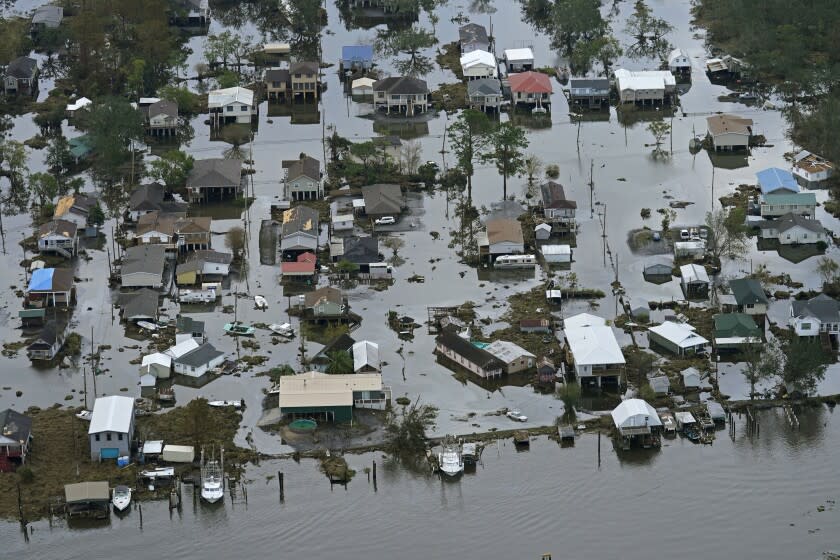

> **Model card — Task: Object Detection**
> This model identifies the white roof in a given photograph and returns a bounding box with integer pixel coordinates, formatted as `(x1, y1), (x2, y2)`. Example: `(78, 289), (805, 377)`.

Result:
(139, 373), (156, 387)
(535, 223), (552, 232)
(649, 321), (709, 349)
(208, 86), (254, 108)
(565, 325), (625, 367)
(141, 352), (171, 369)
(564, 312), (606, 330)
(164, 338), (200, 359)
(674, 411), (696, 424)
(541, 244), (571, 255)
(66, 97), (92, 111)
(611, 399), (662, 429)
(351, 77), (376, 90)
(263, 42), (291, 54)
(139, 97), (161, 105)
(668, 48), (689, 65)
(352, 340), (380, 372)
(680, 263), (709, 284)
(278, 371), (383, 409)
(614, 68), (676, 91)
(352, 198), (366, 208)
(89, 395), (134, 434)
(484, 340), (535, 364)
(675, 240), (705, 250)
(142, 440), (163, 454)
(504, 48), (534, 62)
(460, 50), (497, 76)
(333, 213), (354, 223)
(546, 289), (562, 300)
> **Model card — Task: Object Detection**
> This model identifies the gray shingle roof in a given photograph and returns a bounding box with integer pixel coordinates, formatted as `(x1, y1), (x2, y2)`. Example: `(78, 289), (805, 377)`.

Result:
(187, 158), (243, 189)
(281, 205), (320, 237)
(467, 78), (501, 97)
(342, 236), (379, 264)
(791, 294), (840, 323)
(291, 61), (319, 75)
(148, 99), (178, 119)
(361, 183), (403, 215)
(174, 342), (223, 368)
(6, 56), (37, 79)
(459, 23), (488, 45)
(282, 154), (320, 182)
(130, 183), (165, 211)
(436, 329), (503, 370)
(120, 288), (159, 320)
(122, 245), (166, 276)
(31, 5), (63, 26)
(569, 78), (610, 96)
(177, 315), (205, 334)
(0, 409), (32, 445)
(264, 68), (290, 83)
(729, 278), (769, 306)
(373, 76), (429, 95)
(773, 213), (826, 234)
(189, 250), (232, 264)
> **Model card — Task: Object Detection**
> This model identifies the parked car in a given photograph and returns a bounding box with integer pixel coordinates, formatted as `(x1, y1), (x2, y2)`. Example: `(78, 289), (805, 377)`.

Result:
(507, 410), (528, 422)
(679, 229), (690, 240)
(652, 231), (661, 241)
(699, 227), (708, 239)
(375, 216), (396, 226)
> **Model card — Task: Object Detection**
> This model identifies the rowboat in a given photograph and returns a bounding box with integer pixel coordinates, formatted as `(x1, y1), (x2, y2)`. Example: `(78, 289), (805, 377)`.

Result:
(223, 322), (255, 336)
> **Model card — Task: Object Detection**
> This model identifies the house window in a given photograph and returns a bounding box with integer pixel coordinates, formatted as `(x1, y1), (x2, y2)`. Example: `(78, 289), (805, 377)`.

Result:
(106, 433), (112, 441)
(746, 304), (754, 310)
(241, 105), (248, 111)
(801, 322), (811, 330)
(226, 106), (233, 112)
(95, 434), (100, 441)
(118, 433), (123, 441)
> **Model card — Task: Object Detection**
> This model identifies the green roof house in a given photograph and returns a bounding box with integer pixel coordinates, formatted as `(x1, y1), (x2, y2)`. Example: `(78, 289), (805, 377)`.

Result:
(713, 313), (762, 352)
(728, 278), (769, 320)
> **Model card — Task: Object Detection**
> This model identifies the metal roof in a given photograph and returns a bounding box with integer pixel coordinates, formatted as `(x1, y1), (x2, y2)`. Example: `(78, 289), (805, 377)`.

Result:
(756, 167), (799, 194)
(65, 481), (110, 503)
(614, 68), (675, 91)
(278, 371), (383, 409)
(504, 48), (534, 62)
(564, 313), (606, 329)
(541, 244), (571, 255)
(761, 192), (814, 205)
(341, 45), (373, 61)
(164, 338), (200, 359)
(509, 71), (552, 94)
(484, 340), (535, 364)
(352, 340), (380, 372)
(89, 395), (134, 434)
(649, 321), (709, 349)
(611, 399), (662, 429)
(680, 263), (709, 284)
(208, 86), (254, 108)
(565, 325), (625, 367)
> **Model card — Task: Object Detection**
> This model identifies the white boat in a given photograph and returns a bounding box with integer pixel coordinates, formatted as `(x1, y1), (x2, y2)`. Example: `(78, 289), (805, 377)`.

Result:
(268, 322), (295, 337)
(75, 410), (92, 421)
(201, 460), (224, 503)
(112, 485), (132, 512)
(140, 467), (175, 480)
(507, 410), (528, 422)
(136, 321), (158, 331)
(254, 295), (268, 310)
(494, 254), (537, 268)
(208, 400), (242, 409)
(438, 442), (464, 478)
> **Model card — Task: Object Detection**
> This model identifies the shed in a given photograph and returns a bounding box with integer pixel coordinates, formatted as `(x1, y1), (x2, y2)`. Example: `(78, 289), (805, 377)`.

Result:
(520, 318), (551, 333)
(680, 367), (701, 389)
(536, 357), (556, 383)
(139, 373), (157, 397)
(141, 352), (172, 378)
(142, 440), (164, 456)
(674, 240), (705, 259)
(644, 262), (673, 282)
(162, 444), (195, 463)
(649, 375), (670, 395)
(541, 244), (571, 263)
(668, 48), (691, 73)
(535, 223), (552, 240)
(351, 77), (375, 96)
(680, 263), (709, 299)
(504, 48), (534, 72)
(611, 399), (662, 436)
(649, 321), (708, 356)
(64, 481), (110, 514)
(484, 340), (536, 373)
(352, 340), (380, 373)
(88, 395), (135, 461)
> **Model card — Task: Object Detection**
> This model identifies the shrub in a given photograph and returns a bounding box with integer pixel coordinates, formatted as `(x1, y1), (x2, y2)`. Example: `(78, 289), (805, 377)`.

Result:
(545, 164), (560, 179)
(18, 466), (34, 483)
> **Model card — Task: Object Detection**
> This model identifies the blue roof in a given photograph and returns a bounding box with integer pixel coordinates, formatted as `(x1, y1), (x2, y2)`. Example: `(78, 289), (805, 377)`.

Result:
(756, 167), (799, 194)
(341, 45), (373, 62)
(28, 268), (55, 291)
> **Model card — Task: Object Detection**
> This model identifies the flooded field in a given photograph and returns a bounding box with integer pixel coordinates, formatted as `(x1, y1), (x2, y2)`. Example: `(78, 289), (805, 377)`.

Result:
(3, 407), (840, 559)
(1, 0), (839, 554)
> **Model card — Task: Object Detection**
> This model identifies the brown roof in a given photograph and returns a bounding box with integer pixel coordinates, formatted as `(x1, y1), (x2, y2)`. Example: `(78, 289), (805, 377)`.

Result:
(540, 181), (577, 210)
(706, 114), (753, 137)
(282, 154), (320, 182)
(175, 216), (211, 234)
(136, 212), (178, 236)
(520, 318), (549, 328)
(38, 219), (77, 239)
(486, 218), (524, 245)
(291, 61), (319, 75)
(304, 286), (342, 308)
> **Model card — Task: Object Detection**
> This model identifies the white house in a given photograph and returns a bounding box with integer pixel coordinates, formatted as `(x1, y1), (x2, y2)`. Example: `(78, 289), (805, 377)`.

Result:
(611, 399), (662, 436)
(648, 321), (709, 356)
(351, 77), (375, 96)
(564, 323), (625, 388)
(352, 340), (380, 373)
(790, 294), (840, 346)
(706, 114), (752, 151)
(141, 352), (172, 379)
(173, 342), (224, 378)
(759, 214), (828, 245)
(614, 69), (676, 103)
(164, 338), (200, 360)
(668, 48), (691, 74)
(541, 244), (572, 263)
(208, 86), (256, 125)
(564, 312), (606, 330)
(483, 217), (524, 256)
(681, 367), (702, 389)
(460, 49), (497, 80)
(793, 150), (833, 184)
(88, 396), (135, 461)
(66, 96), (92, 117)
(282, 154), (322, 201)
(504, 48), (534, 72)
(38, 219), (78, 257)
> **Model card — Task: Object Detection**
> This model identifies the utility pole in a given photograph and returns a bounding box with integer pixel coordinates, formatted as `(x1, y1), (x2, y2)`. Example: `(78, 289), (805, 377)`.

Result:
(589, 159), (594, 219)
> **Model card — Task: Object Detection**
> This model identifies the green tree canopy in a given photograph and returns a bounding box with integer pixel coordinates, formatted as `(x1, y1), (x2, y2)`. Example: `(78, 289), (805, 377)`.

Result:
(447, 109), (492, 204)
(149, 150), (195, 191)
(483, 122), (529, 199)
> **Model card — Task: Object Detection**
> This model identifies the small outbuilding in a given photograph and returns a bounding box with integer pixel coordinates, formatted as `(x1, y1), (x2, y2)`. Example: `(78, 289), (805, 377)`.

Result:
(680, 367), (701, 390)
(504, 48), (534, 72)
(534, 223), (552, 240)
(541, 244), (571, 264)
(680, 263), (710, 299)
(88, 395), (135, 461)
(648, 375), (670, 395)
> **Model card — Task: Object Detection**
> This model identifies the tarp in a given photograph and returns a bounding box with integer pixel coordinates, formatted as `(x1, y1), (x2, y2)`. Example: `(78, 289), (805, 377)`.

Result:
(28, 268), (55, 291)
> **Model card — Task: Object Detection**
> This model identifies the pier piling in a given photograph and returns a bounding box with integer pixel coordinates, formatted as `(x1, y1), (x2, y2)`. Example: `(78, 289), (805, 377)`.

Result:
(278, 472), (284, 501)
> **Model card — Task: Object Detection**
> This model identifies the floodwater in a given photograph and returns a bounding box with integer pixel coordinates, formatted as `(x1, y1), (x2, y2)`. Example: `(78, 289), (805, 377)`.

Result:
(1, 0), (840, 552)
(3, 407), (840, 559)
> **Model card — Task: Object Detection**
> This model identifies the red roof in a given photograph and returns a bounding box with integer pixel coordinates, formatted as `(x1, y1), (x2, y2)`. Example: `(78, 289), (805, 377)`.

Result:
(281, 262), (316, 276)
(508, 71), (553, 94)
(297, 252), (316, 263)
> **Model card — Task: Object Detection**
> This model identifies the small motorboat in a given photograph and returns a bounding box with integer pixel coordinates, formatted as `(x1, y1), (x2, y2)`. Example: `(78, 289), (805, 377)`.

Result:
(254, 295), (268, 310)
(438, 442), (464, 478)
(112, 485), (132, 512)
(268, 322), (295, 338)
(507, 410), (528, 422)
(75, 410), (92, 422)
(208, 400), (242, 409)
(136, 321), (158, 331)
(223, 322), (255, 336)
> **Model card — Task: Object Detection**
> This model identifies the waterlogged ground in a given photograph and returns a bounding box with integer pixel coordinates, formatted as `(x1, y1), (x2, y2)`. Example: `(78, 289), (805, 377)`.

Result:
(1, 0), (839, 456)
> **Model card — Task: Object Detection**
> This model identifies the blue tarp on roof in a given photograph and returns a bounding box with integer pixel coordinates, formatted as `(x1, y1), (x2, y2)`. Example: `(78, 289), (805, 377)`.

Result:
(756, 167), (799, 195)
(28, 268), (55, 291)
(341, 45), (373, 63)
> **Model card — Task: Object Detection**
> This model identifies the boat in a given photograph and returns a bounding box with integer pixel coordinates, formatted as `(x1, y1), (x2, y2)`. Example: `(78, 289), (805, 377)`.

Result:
(136, 321), (158, 331)
(111, 485), (132, 512)
(494, 254), (537, 268)
(223, 321), (255, 336)
(437, 441), (464, 478)
(140, 467), (175, 480)
(200, 447), (225, 504)
(75, 410), (92, 422)
(268, 322), (295, 338)
(461, 442), (479, 465)
(506, 410), (528, 422)
(254, 295), (268, 310)
(513, 430), (530, 447)
(208, 400), (242, 409)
